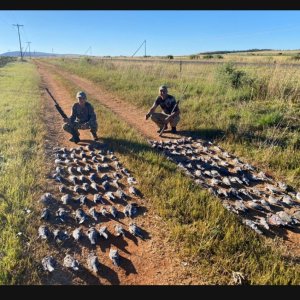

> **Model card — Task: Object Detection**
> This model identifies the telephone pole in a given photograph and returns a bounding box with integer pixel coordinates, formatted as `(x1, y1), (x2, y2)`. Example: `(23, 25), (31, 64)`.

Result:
(13, 24), (24, 60)
(26, 42), (31, 59)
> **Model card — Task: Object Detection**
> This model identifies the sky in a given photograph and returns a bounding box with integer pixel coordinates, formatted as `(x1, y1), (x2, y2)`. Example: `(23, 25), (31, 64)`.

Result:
(1, 10), (300, 56)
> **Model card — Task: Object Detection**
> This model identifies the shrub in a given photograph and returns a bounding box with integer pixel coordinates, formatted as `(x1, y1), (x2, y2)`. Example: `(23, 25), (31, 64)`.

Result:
(167, 55), (174, 59)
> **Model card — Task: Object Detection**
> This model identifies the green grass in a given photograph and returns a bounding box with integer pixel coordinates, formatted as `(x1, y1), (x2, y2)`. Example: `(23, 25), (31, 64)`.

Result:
(48, 66), (300, 284)
(0, 61), (46, 284)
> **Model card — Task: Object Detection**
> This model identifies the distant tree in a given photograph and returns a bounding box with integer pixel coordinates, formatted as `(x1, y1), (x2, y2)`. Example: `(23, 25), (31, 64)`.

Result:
(166, 55), (174, 59)
(189, 54), (198, 59)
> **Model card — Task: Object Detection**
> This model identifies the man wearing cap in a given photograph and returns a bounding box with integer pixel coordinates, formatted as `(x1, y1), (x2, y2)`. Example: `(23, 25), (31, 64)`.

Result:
(145, 85), (180, 133)
(63, 91), (99, 143)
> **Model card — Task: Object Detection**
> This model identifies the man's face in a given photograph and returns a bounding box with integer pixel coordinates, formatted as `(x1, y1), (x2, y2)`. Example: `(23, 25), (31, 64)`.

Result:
(77, 97), (86, 106)
(160, 88), (167, 99)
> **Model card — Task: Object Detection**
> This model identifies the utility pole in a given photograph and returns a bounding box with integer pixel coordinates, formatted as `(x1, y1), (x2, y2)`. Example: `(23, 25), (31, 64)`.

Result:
(13, 24), (24, 60)
(26, 42), (31, 59)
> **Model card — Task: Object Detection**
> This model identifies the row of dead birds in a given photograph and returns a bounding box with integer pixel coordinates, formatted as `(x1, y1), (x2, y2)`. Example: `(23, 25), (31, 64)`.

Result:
(38, 221), (144, 244)
(40, 197), (139, 222)
(39, 145), (145, 273)
(149, 137), (300, 235)
(42, 250), (120, 273)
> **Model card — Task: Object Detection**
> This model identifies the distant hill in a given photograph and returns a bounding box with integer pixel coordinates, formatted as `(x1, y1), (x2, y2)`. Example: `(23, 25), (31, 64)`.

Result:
(0, 51), (78, 57)
(198, 49), (273, 55)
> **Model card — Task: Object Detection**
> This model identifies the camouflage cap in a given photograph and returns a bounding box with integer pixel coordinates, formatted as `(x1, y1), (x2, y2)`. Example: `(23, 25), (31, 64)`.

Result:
(76, 91), (87, 99)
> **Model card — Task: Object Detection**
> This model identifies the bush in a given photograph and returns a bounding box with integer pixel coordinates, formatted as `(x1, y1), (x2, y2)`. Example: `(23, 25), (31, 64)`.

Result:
(166, 55), (174, 59)
(203, 55), (214, 59)
(217, 63), (252, 89)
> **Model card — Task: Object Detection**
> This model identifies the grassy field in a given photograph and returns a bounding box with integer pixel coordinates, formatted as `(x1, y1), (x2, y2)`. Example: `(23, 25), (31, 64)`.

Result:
(0, 60), (45, 284)
(38, 57), (300, 284)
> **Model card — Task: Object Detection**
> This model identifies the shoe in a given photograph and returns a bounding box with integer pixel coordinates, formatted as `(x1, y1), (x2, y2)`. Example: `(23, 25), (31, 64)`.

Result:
(91, 133), (99, 141)
(171, 127), (177, 133)
(69, 136), (80, 144)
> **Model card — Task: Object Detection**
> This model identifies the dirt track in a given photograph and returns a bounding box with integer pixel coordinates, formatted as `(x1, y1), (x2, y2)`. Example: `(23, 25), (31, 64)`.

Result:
(35, 60), (203, 285)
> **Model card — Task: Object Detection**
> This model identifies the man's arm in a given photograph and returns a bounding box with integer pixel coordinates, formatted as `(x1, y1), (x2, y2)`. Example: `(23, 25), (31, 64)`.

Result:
(145, 103), (158, 120)
(88, 104), (97, 123)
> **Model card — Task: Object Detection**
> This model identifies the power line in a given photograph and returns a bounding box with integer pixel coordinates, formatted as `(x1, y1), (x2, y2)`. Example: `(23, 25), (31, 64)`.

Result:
(13, 24), (24, 60)
(132, 40), (146, 57)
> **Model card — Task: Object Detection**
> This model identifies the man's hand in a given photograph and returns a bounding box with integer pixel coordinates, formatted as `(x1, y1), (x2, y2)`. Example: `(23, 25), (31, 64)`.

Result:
(63, 118), (69, 123)
(164, 117), (170, 124)
(81, 123), (89, 130)
(145, 113), (151, 120)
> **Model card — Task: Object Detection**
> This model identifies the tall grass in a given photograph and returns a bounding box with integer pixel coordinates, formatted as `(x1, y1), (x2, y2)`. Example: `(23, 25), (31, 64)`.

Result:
(0, 61), (45, 284)
(48, 64), (300, 284)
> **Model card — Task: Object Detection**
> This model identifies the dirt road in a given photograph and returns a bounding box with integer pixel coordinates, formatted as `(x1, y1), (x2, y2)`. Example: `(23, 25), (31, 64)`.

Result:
(35, 60), (203, 285)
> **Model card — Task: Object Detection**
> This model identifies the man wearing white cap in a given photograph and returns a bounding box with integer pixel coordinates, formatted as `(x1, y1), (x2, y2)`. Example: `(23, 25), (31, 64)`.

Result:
(63, 91), (99, 143)
(145, 85), (180, 133)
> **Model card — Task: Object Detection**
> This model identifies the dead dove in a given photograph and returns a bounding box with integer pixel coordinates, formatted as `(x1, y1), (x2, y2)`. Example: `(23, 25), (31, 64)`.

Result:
(75, 208), (87, 224)
(40, 193), (54, 205)
(87, 253), (100, 273)
(72, 227), (83, 241)
(42, 256), (56, 272)
(94, 194), (105, 204)
(38, 225), (51, 240)
(109, 248), (120, 266)
(98, 226), (108, 239)
(40, 208), (51, 220)
(87, 227), (98, 245)
(61, 194), (72, 205)
(110, 205), (118, 218)
(63, 254), (79, 271)
(114, 224), (125, 237)
(128, 186), (139, 196)
(124, 203), (138, 218)
(129, 222), (144, 239)
(89, 207), (100, 222)
(56, 207), (68, 222)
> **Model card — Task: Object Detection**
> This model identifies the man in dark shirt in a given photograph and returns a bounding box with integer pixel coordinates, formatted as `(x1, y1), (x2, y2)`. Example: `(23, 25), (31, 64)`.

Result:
(145, 85), (180, 133)
(63, 91), (98, 143)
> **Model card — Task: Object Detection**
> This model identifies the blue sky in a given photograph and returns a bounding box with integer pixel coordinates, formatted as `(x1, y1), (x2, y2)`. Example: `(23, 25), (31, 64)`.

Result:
(1, 10), (300, 56)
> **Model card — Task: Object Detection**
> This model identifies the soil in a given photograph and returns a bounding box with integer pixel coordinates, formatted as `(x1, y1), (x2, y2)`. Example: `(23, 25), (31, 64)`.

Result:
(34, 60), (300, 285)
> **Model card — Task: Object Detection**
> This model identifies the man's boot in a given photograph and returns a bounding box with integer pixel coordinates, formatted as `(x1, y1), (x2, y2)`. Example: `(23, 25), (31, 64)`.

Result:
(91, 131), (99, 141)
(69, 134), (80, 144)
(69, 129), (80, 143)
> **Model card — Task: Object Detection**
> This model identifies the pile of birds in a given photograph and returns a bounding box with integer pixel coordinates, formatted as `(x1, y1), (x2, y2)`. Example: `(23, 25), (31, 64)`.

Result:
(149, 137), (300, 236)
(39, 144), (145, 274)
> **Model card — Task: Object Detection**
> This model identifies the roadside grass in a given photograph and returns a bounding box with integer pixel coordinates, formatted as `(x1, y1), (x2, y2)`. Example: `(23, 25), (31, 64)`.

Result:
(51, 69), (300, 284)
(0, 61), (45, 284)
